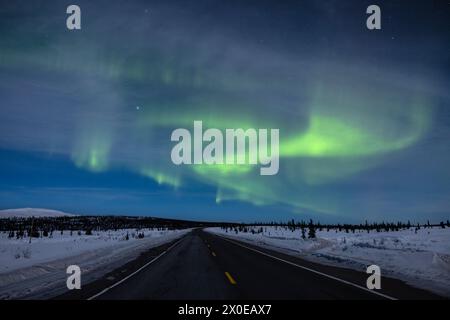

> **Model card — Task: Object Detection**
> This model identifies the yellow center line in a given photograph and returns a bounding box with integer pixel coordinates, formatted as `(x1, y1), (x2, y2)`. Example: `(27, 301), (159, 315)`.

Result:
(211, 251), (216, 257)
(225, 272), (237, 285)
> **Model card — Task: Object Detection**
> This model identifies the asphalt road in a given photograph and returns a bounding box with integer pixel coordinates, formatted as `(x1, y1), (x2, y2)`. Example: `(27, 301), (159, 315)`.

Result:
(56, 228), (442, 300)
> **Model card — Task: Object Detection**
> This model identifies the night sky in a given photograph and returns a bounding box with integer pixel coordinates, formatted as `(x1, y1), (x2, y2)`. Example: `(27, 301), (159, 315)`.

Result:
(0, 0), (449, 223)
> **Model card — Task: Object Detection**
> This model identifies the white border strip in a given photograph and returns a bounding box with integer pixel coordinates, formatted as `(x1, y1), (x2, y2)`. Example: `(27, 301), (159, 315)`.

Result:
(87, 236), (185, 300)
(214, 234), (397, 300)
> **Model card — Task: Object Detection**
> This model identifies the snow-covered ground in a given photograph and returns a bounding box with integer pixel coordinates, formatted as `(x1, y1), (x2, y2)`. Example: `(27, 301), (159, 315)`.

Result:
(0, 208), (74, 218)
(206, 226), (450, 297)
(0, 228), (191, 299)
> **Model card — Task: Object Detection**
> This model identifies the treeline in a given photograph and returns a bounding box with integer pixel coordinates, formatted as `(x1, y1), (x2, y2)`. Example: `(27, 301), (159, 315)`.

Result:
(218, 219), (450, 239)
(0, 215), (206, 240)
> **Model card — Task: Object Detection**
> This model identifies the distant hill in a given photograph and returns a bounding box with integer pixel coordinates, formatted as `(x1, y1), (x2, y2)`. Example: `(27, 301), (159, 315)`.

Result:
(0, 208), (75, 218)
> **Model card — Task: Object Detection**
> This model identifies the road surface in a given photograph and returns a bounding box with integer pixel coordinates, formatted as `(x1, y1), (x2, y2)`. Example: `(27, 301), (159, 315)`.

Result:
(57, 228), (442, 300)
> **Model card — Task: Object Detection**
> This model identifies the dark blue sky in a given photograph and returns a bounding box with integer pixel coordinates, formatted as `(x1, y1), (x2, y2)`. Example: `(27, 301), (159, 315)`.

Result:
(0, 0), (449, 223)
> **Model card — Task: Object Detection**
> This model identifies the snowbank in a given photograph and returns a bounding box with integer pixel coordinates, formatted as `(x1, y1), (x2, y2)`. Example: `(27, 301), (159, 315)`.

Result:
(0, 228), (191, 299)
(206, 226), (450, 297)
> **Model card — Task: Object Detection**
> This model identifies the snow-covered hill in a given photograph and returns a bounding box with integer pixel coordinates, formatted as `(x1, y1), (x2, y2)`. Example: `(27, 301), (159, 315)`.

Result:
(0, 208), (75, 218)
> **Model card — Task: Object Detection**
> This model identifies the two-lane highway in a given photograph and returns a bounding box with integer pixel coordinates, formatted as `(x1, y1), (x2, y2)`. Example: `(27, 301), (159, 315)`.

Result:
(92, 229), (237, 299)
(68, 229), (441, 300)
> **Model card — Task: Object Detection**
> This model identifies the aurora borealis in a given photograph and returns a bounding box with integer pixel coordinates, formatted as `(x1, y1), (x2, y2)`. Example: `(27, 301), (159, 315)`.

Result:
(0, 0), (449, 222)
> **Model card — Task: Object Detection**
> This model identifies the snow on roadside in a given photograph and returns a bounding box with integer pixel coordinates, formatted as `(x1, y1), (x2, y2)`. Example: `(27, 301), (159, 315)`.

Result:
(0, 228), (191, 299)
(206, 226), (450, 297)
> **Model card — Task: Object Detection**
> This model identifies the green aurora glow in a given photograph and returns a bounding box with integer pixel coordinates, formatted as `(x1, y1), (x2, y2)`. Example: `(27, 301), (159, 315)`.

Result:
(0, 1), (447, 221)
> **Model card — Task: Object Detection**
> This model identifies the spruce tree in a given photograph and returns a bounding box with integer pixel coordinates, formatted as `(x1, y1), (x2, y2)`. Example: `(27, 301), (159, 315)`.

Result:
(308, 219), (316, 239)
